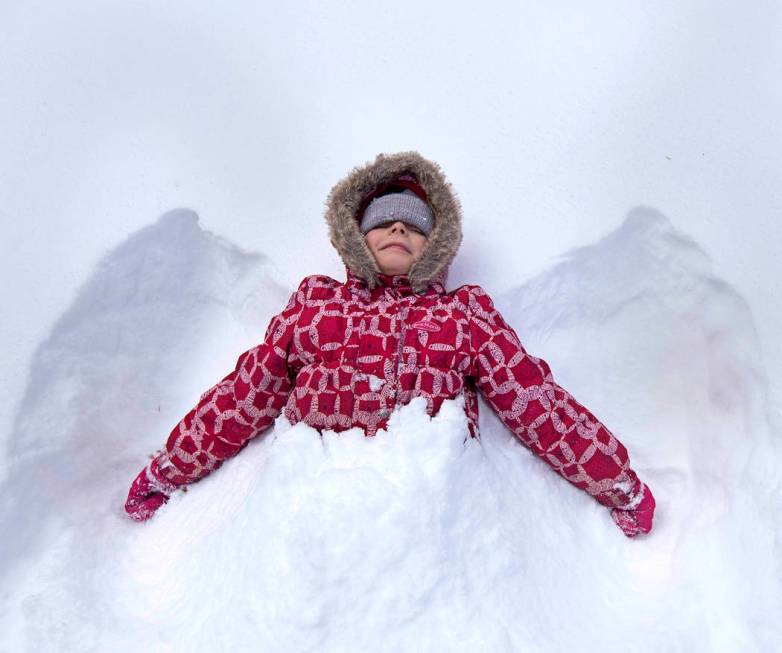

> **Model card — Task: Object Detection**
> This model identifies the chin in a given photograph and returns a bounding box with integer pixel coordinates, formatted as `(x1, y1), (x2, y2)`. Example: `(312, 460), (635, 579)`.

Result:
(377, 256), (412, 274)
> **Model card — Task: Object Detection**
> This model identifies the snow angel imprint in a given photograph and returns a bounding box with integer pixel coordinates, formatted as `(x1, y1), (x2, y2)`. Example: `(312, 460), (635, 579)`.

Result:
(125, 151), (656, 537)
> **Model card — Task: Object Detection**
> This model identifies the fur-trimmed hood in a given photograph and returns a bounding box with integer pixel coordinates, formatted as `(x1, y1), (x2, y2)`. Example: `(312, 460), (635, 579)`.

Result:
(324, 151), (463, 294)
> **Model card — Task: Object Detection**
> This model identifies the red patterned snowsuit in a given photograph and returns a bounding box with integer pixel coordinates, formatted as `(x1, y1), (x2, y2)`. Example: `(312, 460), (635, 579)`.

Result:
(127, 151), (652, 529)
(156, 269), (641, 510)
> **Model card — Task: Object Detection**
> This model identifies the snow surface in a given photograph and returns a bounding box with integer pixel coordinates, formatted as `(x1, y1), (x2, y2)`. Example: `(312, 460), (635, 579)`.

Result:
(2, 2), (781, 650)
(1, 209), (779, 651)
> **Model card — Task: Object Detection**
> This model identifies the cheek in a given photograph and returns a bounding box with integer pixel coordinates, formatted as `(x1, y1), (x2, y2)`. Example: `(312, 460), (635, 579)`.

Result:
(364, 236), (379, 253)
(412, 237), (428, 257)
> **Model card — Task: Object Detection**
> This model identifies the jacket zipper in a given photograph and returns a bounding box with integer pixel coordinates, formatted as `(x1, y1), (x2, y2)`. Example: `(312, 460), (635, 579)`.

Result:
(394, 303), (409, 388)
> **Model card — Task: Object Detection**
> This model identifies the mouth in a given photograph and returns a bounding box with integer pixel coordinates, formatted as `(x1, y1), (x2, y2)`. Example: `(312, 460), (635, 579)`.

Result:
(381, 243), (411, 254)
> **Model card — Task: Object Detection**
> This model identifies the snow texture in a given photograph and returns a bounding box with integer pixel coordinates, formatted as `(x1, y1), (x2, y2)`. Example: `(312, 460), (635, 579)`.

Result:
(1, 208), (779, 652)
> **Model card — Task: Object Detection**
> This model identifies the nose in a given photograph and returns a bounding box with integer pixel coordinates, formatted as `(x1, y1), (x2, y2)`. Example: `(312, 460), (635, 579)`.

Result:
(389, 221), (407, 234)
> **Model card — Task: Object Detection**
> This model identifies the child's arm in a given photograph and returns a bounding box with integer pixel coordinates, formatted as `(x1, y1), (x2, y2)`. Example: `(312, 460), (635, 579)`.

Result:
(124, 278), (307, 521)
(466, 285), (655, 537)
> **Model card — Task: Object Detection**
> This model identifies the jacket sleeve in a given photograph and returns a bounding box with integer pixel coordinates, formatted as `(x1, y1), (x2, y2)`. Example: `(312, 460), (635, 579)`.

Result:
(154, 278), (307, 486)
(467, 285), (643, 510)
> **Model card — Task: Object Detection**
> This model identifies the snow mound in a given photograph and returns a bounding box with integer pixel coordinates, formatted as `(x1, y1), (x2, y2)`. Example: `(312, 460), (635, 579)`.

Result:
(1, 208), (779, 652)
(0, 209), (290, 583)
(116, 397), (500, 652)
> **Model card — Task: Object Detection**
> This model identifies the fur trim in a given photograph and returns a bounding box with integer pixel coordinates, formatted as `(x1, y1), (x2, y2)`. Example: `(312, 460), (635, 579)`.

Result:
(324, 151), (463, 294)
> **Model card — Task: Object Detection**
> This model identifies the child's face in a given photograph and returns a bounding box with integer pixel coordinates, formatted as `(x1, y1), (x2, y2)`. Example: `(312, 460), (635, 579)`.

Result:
(364, 220), (428, 276)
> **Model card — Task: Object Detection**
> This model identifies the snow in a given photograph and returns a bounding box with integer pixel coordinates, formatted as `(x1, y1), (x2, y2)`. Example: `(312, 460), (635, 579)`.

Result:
(2, 2), (781, 651)
(365, 373), (386, 392)
(1, 208), (779, 651)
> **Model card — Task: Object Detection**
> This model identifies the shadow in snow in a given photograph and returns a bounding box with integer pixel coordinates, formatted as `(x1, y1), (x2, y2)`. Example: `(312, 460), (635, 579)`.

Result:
(0, 209), (291, 582)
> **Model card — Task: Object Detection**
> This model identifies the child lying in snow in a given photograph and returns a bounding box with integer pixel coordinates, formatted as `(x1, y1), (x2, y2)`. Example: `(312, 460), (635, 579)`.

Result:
(125, 151), (656, 537)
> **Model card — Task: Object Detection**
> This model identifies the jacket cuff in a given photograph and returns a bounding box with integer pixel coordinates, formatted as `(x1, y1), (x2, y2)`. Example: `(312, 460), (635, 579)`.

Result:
(150, 450), (189, 488)
(594, 469), (644, 509)
(609, 471), (645, 510)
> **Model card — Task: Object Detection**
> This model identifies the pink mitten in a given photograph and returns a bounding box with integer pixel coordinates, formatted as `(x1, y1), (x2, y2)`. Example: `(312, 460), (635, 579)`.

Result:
(610, 481), (656, 537)
(125, 456), (179, 522)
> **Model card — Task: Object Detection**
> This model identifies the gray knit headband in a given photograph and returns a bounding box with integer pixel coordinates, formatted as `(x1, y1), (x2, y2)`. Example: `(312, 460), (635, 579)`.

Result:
(359, 189), (434, 236)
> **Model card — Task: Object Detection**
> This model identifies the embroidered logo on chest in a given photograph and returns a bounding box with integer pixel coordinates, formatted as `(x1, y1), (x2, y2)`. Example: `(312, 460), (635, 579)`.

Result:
(411, 320), (441, 333)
